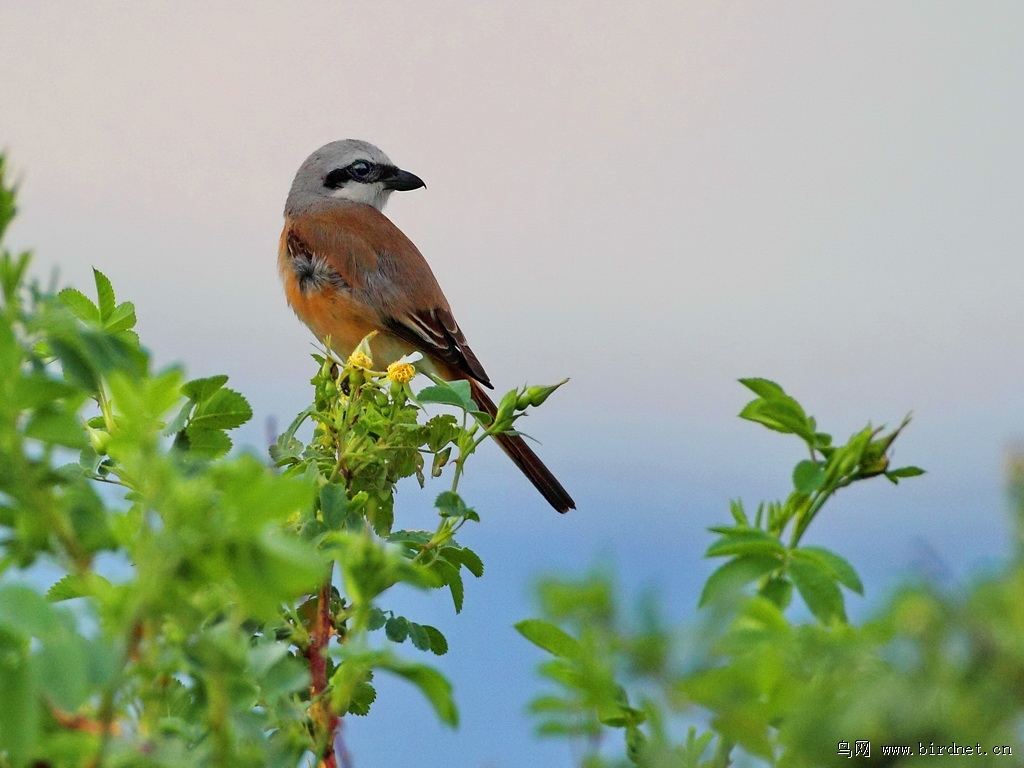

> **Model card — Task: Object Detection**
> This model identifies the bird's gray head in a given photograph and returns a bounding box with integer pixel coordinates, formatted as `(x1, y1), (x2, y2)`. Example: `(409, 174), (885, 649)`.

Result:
(284, 139), (425, 216)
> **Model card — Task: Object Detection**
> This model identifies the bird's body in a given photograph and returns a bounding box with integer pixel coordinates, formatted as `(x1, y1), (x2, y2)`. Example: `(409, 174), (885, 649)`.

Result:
(279, 205), (457, 379)
(279, 140), (574, 513)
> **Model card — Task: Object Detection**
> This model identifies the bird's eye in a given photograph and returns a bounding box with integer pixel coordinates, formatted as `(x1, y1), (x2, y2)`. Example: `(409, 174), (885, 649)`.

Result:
(349, 161), (372, 179)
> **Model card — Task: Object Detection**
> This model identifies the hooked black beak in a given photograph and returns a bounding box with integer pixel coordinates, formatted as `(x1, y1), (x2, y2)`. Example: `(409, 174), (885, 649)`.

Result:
(382, 167), (426, 192)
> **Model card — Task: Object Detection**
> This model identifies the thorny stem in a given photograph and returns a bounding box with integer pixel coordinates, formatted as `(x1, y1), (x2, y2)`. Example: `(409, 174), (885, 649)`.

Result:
(308, 567), (340, 768)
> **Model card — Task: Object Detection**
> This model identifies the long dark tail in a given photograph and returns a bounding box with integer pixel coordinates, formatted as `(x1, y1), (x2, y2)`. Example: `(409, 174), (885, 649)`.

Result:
(469, 380), (575, 513)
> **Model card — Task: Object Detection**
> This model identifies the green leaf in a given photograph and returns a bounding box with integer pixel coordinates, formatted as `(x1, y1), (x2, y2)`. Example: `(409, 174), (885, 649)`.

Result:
(46, 573), (113, 603)
(231, 532), (324, 618)
(425, 414), (460, 451)
(82, 328), (145, 376)
(218, 458), (316, 528)
(739, 398), (814, 441)
(93, 268), (116, 321)
(382, 661), (458, 727)
(385, 616), (409, 643)
(270, 435), (304, 464)
(162, 399), (193, 436)
(514, 619), (584, 659)
(886, 465), (926, 485)
(792, 460), (826, 493)
(447, 379), (472, 405)
(0, 254), (30, 309)
(334, 531), (428, 604)
(366, 608), (387, 631)
(793, 546), (864, 595)
(388, 530), (433, 550)
(599, 699), (646, 729)
(0, 586), (64, 640)
(49, 337), (99, 390)
(67, 485), (116, 552)
(738, 377), (787, 399)
(117, 328), (142, 350)
(699, 554), (781, 607)
(888, 465), (925, 478)
(257, 649), (309, 700)
(181, 426), (232, 459)
(535, 720), (591, 737)
(759, 576), (793, 608)
(528, 694), (573, 714)
(24, 408), (87, 448)
(789, 558), (845, 623)
(366, 490), (395, 536)
(347, 680), (377, 716)
(38, 632), (89, 710)
(417, 383), (470, 409)
(538, 657), (584, 689)
(104, 300), (137, 333)
(58, 287), (99, 322)
(434, 491), (478, 522)
(729, 499), (749, 526)
(10, 374), (76, 409)
(444, 546), (484, 578)
(432, 559), (465, 613)
(46, 575), (85, 602)
(0, 319), (19, 379)
(320, 483), (350, 529)
(705, 530), (786, 559)
(422, 625), (449, 656)
(408, 622), (431, 651)
(182, 374), (230, 402)
(737, 379), (816, 442)
(330, 656), (374, 716)
(189, 387), (252, 431)
(107, 367), (183, 424)
(0, 637), (39, 766)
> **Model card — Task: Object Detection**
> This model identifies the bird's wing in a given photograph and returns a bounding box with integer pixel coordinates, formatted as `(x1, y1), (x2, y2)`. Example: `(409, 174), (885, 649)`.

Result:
(286, 205), (492, 387)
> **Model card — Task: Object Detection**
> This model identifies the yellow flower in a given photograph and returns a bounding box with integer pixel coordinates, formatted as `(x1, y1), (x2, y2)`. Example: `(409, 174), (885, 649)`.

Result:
(386, 362), (416, 383)
(347, 351), (373, 369)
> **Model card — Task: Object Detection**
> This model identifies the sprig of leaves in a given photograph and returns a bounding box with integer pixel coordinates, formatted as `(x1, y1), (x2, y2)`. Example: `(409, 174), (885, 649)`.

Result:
(700, 378), (923, 623)
(517, 379), (925, 767)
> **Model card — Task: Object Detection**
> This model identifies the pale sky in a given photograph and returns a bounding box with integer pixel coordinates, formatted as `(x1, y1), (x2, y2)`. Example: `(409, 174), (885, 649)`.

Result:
(3, 3), (1024, 765)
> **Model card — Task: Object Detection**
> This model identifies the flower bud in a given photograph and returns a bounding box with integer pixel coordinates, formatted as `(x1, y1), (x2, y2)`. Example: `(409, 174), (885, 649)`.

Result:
(516, 379), (568, 409)
(87, 427), (110, 455)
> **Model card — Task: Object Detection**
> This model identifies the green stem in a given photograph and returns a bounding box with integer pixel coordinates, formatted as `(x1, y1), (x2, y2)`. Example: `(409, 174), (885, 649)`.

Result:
(789, 486), (834, 548)
(96, 384), (115, 432)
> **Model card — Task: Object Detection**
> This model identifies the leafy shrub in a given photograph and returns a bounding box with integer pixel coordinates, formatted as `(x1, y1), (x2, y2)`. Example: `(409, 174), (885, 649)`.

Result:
(514, 382), (1024, 767)
(0, 157), (563, 767)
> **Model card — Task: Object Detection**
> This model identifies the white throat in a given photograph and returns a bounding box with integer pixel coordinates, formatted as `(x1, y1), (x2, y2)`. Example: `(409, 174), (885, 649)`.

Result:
(330, 182), (392, 211)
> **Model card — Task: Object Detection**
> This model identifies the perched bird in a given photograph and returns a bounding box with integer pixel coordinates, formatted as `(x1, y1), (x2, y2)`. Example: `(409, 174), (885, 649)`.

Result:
(279, 140), (575, 513)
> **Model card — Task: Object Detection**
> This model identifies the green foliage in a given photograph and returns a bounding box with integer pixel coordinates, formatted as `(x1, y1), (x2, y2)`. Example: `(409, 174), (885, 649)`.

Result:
(0, 158), (568, 766)
(518, 380), (1021, 768)
(701, 381), (919, 626)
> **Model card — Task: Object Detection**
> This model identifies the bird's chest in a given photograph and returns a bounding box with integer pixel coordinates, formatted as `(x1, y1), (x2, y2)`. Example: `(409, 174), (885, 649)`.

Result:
(278, 243), (378, 356)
